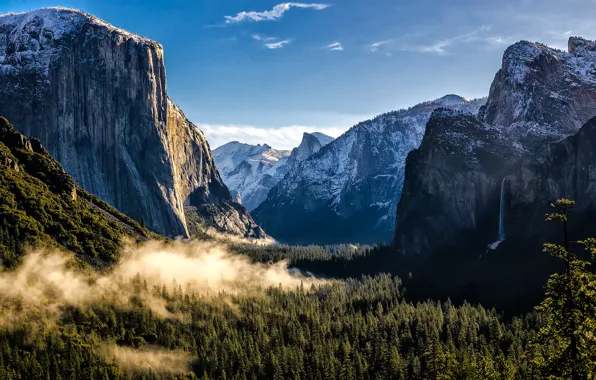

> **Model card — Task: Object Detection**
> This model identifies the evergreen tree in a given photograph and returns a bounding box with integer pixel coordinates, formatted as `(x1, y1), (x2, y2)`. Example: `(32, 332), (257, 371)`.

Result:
(532, 199), (596, 379)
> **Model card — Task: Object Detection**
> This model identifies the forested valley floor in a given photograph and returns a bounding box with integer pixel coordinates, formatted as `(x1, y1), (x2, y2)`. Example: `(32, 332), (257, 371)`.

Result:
(0, 118), (594, 379)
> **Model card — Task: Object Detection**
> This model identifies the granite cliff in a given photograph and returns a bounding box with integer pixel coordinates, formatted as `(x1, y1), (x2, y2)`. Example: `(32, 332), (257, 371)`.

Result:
(394, 37), (596, 256)
(0, 8), (264, 238)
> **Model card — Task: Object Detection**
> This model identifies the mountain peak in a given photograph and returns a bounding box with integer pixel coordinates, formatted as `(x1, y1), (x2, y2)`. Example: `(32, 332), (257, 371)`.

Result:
(568, 36), (596, 54)
(0, 7), (156, 45)
(433, 94), (468, 106)
(0, 7), (265, 240)
(308, 132), (335, 146)
(300, 132), (334, 148)
(480, 35), (596, 140)
(501, 40), (556, 84)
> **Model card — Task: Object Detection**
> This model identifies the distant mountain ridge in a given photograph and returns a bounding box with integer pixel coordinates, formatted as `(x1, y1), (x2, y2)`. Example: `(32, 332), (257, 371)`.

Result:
(0, 7), (265, 239)
(213, 132), (334, 211)
(253, 95), (486, 244)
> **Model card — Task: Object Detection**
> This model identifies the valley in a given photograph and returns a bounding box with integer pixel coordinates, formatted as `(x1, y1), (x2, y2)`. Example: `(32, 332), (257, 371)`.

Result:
(0, 5), (594, 380)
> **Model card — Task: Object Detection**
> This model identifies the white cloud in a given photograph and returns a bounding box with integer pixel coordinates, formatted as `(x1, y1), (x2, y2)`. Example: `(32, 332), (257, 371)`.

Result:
(410, 40), (451, 55)
(265, 40), (291, 49)
(252, 34), (277, 41)
(544, 30), (574, 50)
(398, 26), (511, 55)
(484, 36), (513, 45)
(324, 42), (344, 51)
(368, 40), (392, 52)
(225, 3), (329, 24)
(199, 124), (346, 150)
(252, 34), (291, 49)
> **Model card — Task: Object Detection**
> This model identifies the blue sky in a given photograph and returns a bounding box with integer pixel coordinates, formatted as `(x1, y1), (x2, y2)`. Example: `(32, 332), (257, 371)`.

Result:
(2, 0), (596, 149)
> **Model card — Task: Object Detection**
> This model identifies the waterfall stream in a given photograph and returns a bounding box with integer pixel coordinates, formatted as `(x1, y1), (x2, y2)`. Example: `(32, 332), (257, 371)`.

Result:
(488, 178), (506, 250)
(498, 178), (506, 241)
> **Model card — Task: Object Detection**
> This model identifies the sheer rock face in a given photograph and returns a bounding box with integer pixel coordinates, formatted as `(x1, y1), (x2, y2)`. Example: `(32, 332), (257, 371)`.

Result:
(0, 8), (265, 238)
(253, 96), (485, 245)
(394, 37), (596, 256)
(507, 116), (596, 239)
(285, 132), (334, 168)
(394, 111), (522, 255)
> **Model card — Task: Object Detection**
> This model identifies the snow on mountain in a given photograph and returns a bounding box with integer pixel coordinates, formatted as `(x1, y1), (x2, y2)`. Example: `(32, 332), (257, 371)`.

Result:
(0, 7), (266, 239)
(396, 36), (596, 256)
(286, 132), (334, 167)
(0, 8), (155, 79)
(213, 142), (290, 211)
(309, 132), (334, 146)
(253, 95), (486, 244)
(213, 132), (333, 211)
(434, 94), (469, 106)
(480, 37), (596, 151)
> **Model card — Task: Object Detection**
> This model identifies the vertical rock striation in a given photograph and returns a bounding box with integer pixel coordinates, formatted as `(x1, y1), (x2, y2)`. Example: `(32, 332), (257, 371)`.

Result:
(394, 37), (596, 256)
(507, 116), (596, 239)
(0, 8), (265, 238)
(394, 110), (520, 255)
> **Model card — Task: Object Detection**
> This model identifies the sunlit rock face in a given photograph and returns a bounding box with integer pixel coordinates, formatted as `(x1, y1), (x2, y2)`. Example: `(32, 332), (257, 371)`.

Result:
(0, 8), (265, 238)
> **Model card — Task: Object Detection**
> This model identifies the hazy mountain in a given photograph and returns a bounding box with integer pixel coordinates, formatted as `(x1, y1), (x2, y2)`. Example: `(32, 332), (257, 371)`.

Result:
(213, 132), (333, 211)
(253, 95), (486, 244)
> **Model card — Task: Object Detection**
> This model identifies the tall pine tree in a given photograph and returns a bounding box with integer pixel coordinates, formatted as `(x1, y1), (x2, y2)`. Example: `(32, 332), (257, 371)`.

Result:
(532, 199), (596, 379)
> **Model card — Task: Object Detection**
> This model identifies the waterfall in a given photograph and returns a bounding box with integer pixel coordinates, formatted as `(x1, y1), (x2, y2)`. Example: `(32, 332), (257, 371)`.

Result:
(488, 178), (506, 250)
(498, 178), (506, 241)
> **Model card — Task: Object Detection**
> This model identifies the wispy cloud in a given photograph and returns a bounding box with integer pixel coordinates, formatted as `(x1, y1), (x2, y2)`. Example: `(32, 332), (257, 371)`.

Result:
(252, 34), (277, 42)
(225, 3), (329, 24)
(265, 40), (291, 49)
(199, 124), (345, 150)
(324, 42), (344, 51)
(544, 30), (574, 50)
(398, 26), (511, 55)
(484, 36), (513, 46)
(368, 40), (392, 52)
(252, 34), (291, 49)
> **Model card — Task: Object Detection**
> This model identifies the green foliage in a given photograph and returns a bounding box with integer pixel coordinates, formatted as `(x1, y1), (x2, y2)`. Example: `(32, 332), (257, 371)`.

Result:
(532, 199), (596, 379)
(0, 117), (155, 268)
(233, 242), (373, 265)
(0, 274), (543, 379)
(1, 117), (594, 378)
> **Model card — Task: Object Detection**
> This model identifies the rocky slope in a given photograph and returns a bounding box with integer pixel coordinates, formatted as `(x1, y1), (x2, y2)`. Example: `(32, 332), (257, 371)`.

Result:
(394, 110), (522, 255)
(394, 37), (596, 256)
(480, 37), (596, 153)
(0, 116), (156, 267)
(253, 95), (486, 244)
(286, 132), (334, 168)
(213, 132), (333, 211)
(213, 142), (290, 212)
(506, 115), (596, 240)
(0, 8), (264, 239)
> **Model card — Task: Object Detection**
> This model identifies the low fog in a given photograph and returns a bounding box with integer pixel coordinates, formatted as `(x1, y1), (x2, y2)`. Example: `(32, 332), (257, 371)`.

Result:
(98, 344), (193, 375)
(0, 239), (325, 373)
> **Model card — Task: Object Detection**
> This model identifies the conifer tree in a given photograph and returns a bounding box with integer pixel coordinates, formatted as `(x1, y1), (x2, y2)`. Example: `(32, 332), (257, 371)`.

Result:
(533, 199), (596, 379)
